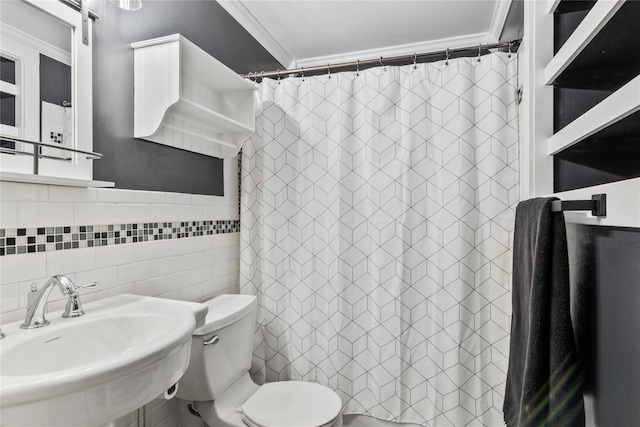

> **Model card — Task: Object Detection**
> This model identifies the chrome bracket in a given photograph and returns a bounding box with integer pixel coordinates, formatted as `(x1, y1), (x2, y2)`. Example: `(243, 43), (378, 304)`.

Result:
(81, 0), (89, 45)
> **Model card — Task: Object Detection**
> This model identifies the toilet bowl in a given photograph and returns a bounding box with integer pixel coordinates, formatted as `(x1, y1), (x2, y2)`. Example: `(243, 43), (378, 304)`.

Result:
(176, 294), (343, 427)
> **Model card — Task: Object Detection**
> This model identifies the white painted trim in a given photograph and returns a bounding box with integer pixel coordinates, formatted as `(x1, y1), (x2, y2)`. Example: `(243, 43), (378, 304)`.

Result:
(488, 0), (512, 42)
(547, 0), (561, 14)
(548, 74), (640, 155)
(0, 124), (20, 137)
(0, 172), (114, 187)
(295, 32), (491, 69)
(0, 80), (18, 96)
(216, 0), (294, 69)
(523, 0), (555, 197)
(544, 0), (625, 85)
(0, 23), (71, 66)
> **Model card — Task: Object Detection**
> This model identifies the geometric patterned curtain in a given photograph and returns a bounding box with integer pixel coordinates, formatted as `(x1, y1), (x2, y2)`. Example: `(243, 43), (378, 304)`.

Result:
(240, 53), (519, 426)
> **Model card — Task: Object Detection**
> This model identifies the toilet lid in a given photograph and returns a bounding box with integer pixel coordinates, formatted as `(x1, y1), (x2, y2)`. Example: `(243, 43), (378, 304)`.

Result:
(241, 381), (342, 427)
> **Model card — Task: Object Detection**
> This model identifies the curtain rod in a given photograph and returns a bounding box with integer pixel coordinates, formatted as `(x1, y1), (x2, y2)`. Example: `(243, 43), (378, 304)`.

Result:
(59, 0), (100, 20)
(243, 39), (521, 80)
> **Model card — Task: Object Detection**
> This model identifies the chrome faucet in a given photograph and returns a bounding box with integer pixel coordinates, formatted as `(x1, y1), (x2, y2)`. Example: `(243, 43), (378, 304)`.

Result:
(21, 275), (99, 329)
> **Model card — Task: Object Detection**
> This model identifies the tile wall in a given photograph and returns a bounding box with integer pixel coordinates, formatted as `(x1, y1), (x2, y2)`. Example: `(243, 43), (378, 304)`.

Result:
(0, 157), (240, 426)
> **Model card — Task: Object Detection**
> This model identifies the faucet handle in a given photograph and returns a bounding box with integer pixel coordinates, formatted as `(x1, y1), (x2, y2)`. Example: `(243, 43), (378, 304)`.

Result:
(27, 282), (40, 307)
(66, 281), (99, 295)
(62, 282), (99, 318)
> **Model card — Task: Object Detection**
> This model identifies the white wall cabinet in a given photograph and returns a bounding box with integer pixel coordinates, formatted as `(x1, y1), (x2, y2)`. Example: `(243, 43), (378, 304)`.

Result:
(523, 0), (640, 227)
(132, 34), (256, 158)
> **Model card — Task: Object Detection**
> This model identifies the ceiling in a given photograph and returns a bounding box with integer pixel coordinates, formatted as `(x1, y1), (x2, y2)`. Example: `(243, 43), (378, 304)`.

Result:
(217, 0), (513, 70)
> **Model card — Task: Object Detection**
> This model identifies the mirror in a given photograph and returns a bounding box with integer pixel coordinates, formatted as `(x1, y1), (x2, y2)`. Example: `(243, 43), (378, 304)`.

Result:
(0, 0), (94, 181)
(1, 0), (73, 157)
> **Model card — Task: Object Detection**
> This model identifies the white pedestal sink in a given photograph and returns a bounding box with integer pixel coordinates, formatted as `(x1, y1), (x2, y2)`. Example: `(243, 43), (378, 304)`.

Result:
(0, 294), (207, 426)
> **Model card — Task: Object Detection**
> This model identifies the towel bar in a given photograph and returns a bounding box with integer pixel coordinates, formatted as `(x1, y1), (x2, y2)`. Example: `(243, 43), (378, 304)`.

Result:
(550, 193), (606, 217)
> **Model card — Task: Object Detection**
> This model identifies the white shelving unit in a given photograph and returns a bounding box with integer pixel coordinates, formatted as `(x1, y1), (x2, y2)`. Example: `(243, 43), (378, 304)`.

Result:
(131, 34), (256, 158)
(548, 75), (640, 155)
(524, 0), (640, 227)
(543, 0), (624, 85)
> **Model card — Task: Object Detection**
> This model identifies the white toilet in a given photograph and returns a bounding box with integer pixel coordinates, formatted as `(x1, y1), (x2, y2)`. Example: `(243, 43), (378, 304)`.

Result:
(177, 294), (343, 427)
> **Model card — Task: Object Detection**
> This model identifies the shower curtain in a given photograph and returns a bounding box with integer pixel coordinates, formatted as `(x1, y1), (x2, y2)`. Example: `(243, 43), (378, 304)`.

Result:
(241, 53), (518, 426)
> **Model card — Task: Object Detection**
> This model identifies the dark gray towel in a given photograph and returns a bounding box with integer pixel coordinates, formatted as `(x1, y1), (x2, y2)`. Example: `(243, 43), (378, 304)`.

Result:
(504, 197), (585, 427)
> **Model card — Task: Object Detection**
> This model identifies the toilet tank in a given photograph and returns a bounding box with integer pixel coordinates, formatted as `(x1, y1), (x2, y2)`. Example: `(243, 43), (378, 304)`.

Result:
(176, 294), (258, 401)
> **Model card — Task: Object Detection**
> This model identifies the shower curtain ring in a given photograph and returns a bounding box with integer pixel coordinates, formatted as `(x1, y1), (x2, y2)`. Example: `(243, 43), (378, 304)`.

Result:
(445, 48), (450, 66)
(260, 71), (264, 82)
(277, 69), (281, 84)
(301, 66), (305, 81)
(328, 63), (331, 79)
(380, 56), (386, 71)
(356, 59), (360, 76)
(508, 41), (512, 58)
(413, 53), (417, 69)
(477, 44), (482, 62)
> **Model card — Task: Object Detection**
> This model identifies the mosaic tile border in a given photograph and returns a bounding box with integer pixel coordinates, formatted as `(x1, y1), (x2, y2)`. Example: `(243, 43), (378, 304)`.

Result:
(0, 220), (240, 256)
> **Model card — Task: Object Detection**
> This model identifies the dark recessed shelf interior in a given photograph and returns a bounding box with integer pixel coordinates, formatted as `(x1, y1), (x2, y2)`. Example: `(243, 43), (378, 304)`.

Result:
(553, 0), (640, 131)
(553, 1), (640, 89)
(554, 110), (640, 192)
(555, 0), (596, 15)
(553, 86), (611, 132)
(554, 1), (596, 53)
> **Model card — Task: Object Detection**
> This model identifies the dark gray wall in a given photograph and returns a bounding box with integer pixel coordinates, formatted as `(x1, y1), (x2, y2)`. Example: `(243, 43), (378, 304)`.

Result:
(40, 54), (71, 142)
(92, 0), (281, 194)
(40, 54), (71, 107)
(569, 225), (640, 426)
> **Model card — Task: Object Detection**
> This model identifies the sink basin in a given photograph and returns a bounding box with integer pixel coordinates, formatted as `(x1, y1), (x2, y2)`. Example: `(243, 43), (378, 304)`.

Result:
(0, 294), (207, 426)
(2, 314), (176, 376)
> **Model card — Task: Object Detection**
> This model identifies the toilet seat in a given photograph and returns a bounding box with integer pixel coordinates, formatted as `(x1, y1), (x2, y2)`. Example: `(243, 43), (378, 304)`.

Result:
(241, 381), (342, 427)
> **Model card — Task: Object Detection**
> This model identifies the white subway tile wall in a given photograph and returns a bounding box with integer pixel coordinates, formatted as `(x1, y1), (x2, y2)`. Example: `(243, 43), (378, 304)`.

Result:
(0, 157), (239, 427)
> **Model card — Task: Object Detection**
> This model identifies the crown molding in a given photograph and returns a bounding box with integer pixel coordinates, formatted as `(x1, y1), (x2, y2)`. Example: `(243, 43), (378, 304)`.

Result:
(488, 0), (513, 41)
(216, 0), (295, 69)
(294, 32), (491, 69)
(1, 23), (71, 65)
(218, 0), (511, 70)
